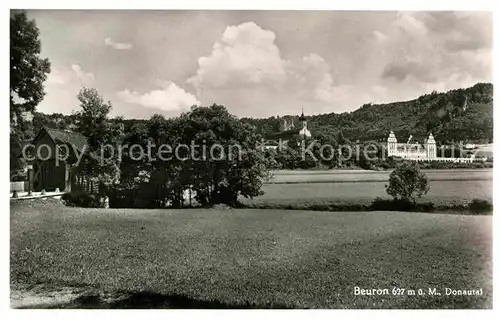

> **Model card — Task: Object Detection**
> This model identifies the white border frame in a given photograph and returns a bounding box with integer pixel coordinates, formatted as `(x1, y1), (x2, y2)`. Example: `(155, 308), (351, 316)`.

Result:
(1, 1), (497, 320)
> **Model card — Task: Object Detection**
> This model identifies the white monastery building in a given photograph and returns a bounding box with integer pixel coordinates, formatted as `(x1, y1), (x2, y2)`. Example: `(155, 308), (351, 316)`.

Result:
(387, 131), (480, 163)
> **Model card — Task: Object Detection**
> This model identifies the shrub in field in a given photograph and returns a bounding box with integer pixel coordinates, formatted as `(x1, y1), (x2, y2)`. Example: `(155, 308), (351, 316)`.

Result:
(418, 201), (435, 212)
(370, 198), (435, 212)
(468, 198), (493, 213)
(385, 162), (430, 203)
(371, 198), (413, 211)
(62, 191), (101, 208)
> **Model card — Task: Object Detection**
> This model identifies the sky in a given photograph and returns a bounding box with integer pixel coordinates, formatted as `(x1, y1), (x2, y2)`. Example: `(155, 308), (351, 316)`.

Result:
(26, 10), (492, 119)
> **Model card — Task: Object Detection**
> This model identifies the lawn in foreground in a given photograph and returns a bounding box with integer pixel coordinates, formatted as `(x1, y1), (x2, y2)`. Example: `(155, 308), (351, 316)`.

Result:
(10, 202), (492, 308)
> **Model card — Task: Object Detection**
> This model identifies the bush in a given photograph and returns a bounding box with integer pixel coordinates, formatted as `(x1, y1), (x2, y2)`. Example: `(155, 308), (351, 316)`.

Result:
(468, 199), (493, 213)
(370, 198), (434, 212)
(371, 198), (413, 211)
(107, 187), (136, 208)
(386, 162), (430, 202)
(62, 191), (101, 208)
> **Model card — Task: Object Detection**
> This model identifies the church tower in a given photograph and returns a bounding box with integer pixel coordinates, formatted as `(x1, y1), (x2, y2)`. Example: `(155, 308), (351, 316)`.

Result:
(298, 108), (311, 138)
(299, 109), (306, 128)
(387, 131), (397, 156)
(426, 132), (436, 159)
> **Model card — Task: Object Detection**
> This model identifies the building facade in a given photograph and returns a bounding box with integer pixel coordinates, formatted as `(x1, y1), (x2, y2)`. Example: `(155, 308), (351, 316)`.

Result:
(29, 127), (99, 192)
(387, 131), (478, 163)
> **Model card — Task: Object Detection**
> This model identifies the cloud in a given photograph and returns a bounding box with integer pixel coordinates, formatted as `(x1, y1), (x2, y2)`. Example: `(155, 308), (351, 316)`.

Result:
(185, 14), (491, 117)
(117, 81), (199, 112)
(421, 12), (492, 52)
(71, 64), (95, 83)
(373, 30), (389, 43)
(187, 21), (352, 116)
(104, 37), (133, 50)
(187, 22), (287, 90)
(382, 59), (437, 83)
(46, 68), (67, 85)
(395, 12), (428, 37)
(378, 11), (492, 93)
(33, 12), (492, 118)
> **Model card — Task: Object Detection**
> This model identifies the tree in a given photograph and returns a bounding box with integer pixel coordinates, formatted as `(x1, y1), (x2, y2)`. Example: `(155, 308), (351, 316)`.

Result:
(336, 130), (349, 145)
(178, 104), (270, 206)
(385, 162), (430, 203)
(10, 11), (51, 123)
(75, 88), (112, 145)
(10, 10), (51, 178)
(75, 88), (123, 188)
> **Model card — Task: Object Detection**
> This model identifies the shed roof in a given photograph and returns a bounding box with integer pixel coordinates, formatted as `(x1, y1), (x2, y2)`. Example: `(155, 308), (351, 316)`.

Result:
(40, 127), (88, 152)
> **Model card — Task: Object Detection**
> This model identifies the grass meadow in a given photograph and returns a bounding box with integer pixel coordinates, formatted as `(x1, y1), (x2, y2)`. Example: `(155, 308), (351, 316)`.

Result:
(11, 201), (492, 309)
(266, 169), (493, 184)
(10, 169), (493, 308)
(244, 169), (493, 208)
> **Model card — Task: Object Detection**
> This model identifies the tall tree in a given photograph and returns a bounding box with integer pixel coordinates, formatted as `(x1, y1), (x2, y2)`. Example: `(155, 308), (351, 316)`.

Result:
(75, 87), (112, 147)
(10, 10), (51, 124)
(10, 10), (51, 178)
(178, 104), (270, 206)
(75, 88), (123, 189)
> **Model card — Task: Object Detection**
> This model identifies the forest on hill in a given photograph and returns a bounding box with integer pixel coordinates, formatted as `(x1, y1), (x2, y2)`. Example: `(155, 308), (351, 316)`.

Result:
(32, 83), (493, 144)
(240, 83), (493, 144)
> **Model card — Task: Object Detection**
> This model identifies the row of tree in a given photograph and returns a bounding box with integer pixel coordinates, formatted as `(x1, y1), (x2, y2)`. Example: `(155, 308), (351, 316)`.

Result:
(71, 89), (272, 208)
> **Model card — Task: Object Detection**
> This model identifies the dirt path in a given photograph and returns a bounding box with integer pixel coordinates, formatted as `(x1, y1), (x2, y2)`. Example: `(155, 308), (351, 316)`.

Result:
(10, 283), (264, 309)
(11, 284), (89, 308)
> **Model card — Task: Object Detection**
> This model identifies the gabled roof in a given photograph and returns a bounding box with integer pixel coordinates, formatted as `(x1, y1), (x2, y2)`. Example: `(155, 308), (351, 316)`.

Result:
(38, 127), (88, 152)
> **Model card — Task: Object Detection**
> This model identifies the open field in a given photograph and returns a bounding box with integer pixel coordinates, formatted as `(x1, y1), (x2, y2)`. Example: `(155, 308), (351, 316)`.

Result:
(11, 202), (492, 308)
(244, 169), (493, 207)
(266, 169), (493, 184)
(245, 180), (492, 207)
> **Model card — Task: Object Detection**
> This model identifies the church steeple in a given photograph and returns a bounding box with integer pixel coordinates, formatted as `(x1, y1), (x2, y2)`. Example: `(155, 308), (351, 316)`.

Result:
(299, 107), (306, 122)
(298, 107), (311, 138)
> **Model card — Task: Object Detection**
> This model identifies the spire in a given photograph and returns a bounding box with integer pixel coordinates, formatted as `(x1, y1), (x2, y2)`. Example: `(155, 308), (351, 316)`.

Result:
(299, 107), (306, 121)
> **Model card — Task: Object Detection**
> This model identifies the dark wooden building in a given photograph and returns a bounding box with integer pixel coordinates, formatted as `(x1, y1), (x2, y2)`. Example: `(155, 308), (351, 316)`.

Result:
(31, 127), (90, 192)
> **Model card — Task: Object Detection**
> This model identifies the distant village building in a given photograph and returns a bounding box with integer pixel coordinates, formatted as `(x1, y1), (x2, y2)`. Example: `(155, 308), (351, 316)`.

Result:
(387, 130), (482, 163)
